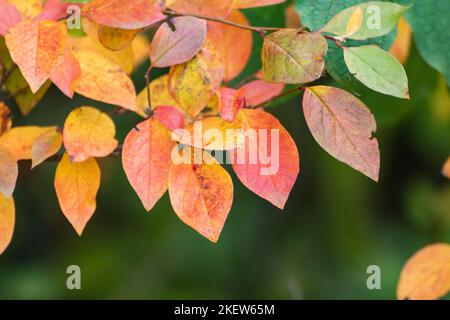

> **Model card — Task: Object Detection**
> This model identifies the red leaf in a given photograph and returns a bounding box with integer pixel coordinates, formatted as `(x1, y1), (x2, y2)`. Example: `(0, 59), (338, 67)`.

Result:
(0, 0), (21, 36)
(35, 0), (73, 21)
(153, 106), (185, 131)
(217, 87), (245, 122)
(241, 79), (284, 107)
(82, 0), (165, 29)
(231, 109), (299, 209)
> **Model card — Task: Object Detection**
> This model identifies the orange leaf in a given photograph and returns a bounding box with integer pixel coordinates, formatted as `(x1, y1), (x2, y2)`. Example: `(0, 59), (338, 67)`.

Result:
(49, 49), (81, 98)
(0, 126), (59, 160)
(165, 0), (233, 18)
(82, 0), (165, 29)
(442, 157), (450, 179)
(232, 0), (285, 9)
(0, 145), (17, 198)
(207, 10), (252, 82)
(5, 20), (67, 93)
(150, 16), (207, 68)
(0, 102), (12, 136)
(217, 87), (245, 122)
(303, 86), (380, 182)
(284, 3), (301, 29)
(54, 153), (101, 236)
(397, 243), (450, 300)
(122, 118), (175, 211)
(390, 17), (412, 65)
(31, 129), (62, 169)
(0, 193), (14, 255)
(63, 106), (118, 163)
(0, 0), (21, 36)
(169, 148), (233, 242)
(168, 40), (224, 117)
(231, 109), (299, 209)
(72, 49), (137, 112)
(241, 79), (284, 107)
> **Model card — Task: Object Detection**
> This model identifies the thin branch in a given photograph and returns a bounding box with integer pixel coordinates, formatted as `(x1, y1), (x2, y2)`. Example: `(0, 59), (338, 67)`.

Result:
(144, 64), (154, 117)
(163, 9), (286, 35)
(250, 86), (304, 109)
(0, 65), (17, 90)
(324, 35), (344, 49)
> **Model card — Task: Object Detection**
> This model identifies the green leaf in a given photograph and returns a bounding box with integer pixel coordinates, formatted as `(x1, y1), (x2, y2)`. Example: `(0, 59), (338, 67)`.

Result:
(262, 30), (327, 84)
(295, 0), (397, 86)
(321, 1), (408, 40)
(396, 0), (450, 85)
(344, 45), (409, 99)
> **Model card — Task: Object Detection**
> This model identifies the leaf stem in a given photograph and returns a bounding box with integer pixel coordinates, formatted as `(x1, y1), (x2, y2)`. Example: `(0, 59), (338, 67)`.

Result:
(144, 64), (154, 117)
(162, 9), (285, 35)
(250, 86), (304, 109)
(324, 35), (344, 49)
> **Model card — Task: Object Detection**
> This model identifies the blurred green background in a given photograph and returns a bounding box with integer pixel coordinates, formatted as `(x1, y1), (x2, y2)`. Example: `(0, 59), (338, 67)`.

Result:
(0, 2), (449, 300)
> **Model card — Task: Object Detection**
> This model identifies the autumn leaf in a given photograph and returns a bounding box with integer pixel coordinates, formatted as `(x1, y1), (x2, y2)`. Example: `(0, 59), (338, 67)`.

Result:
(216, 87), (246, 122)
(303, 86), (380, 182)
(174, 116), (244, 150)
(207, 10), (252, 82)
(442, 157), (450, 179)
(5, 20), (67, 93)
(31, 129), (63, 169)
(63, 106), (118, 162)
(82, 0), (165, 29)
(49, 49), (81, 98)
(0, 145), (18, 199)
(397, 243), (450, 300)
(54, 153), (101, 236)
(343, 6), (363, 39)
(232, 0), (285, 9)
(0, 103), (12, 136)
(7, 0), (42, 20)
(0, 126), (59, 160)
(241, 79), (284, 107)
(0, 0), (21, 36)
(390, 17), (412, 65)
(98, 25), (141, 51)
(168, 40), (224, 117)
(344, 45), (410, 99)
(72, 49), (137, 112)
(0, 38), (51, 115)
(285, 3), (301, 29)
(122, 118), (175, 211)
(168, 148), (233, 242)
(262, 30), (327, 84)
(136, 74), (180, 116)
(0, 193), (14, 255)
(231, 109), (299, 209)
(150, 16), (207, 68)
(153, 106), (186, 131)
(165, 0), (233, 18)
(35, 0), (73, 21)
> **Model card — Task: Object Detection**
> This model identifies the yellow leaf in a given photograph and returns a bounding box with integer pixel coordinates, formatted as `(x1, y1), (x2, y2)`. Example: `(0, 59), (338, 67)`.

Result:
(0, 145), (17, 198)
(31, 129), (63, 169)
(0, 193), (14, 255)
(54, 153), (101, 236)
(7, 0), (42, 20)
(98, 25), (141, 51)
(63, 106), (118, 162)
(0, 126), (59, 160)
(136, 74), (182, 117)
(344, 6), (363, 38)
(397, 243), (450, 300)
(132, 34), (150, 68)
(72, 49), (137, 112)
(168, 40), (224, 117)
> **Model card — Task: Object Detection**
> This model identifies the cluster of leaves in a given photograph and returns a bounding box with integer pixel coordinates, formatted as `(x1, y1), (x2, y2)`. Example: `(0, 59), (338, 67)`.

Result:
(0, 0), (448, 290)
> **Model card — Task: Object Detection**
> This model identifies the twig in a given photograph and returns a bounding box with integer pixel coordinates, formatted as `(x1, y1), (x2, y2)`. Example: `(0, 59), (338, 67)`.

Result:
(324, 35), (344, 49)
(163, 9), (285, 35)
(144, 64), (154, 117)
(250, 86), (304, 109)
(0, 65), (17, 90)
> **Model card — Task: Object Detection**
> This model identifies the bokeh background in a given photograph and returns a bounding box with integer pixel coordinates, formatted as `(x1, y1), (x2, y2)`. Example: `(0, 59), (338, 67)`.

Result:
(0, 2), (449, 299)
